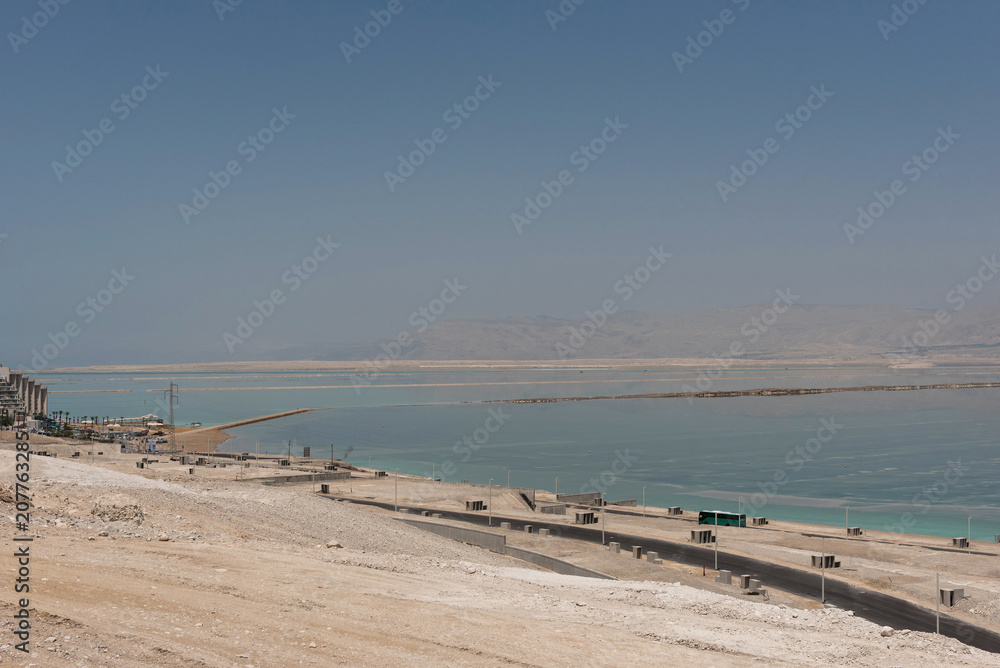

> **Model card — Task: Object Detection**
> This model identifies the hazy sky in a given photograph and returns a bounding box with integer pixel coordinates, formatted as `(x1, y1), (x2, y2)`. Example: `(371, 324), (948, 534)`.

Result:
(2, 0), (998, 366)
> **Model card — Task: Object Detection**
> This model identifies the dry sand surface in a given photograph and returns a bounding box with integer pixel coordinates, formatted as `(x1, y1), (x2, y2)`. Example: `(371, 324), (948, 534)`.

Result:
(1, 438), (998, 666)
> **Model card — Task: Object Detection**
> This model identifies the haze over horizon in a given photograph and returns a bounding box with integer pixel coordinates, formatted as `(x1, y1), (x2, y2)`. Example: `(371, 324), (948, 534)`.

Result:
(3, 1), (999, 367)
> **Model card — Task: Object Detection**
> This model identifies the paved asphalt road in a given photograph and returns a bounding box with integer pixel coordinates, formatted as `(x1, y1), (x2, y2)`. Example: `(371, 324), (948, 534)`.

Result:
(329, 496), (1000, 654)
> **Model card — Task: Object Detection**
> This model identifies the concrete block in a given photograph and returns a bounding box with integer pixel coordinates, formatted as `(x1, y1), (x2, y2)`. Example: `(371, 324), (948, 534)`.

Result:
(749, 579), (762, 593)
(524, 525), (533, 534)
(752, 517), (769, 526)
(421, 510), (431, 517)
(188, 468), (195, 474)
(399, 508), (409, 514)
(646, 551), (658, 563)
(691, 529), (715, 544)
(320, 484), (330, 494)
(739, 574), (751, 589)
(609, 542), (620, 554)
(465, 500), (486, 511)
(539, 528), (550, 536)
(432, 513), (442, 519)
(952, 537), (969, 548)
(574, 511), (598, 525)
(939, 588), (965, 607)
(666, 506), (682, 515)
(654, 559), (663, 565)
(500, 522), (511, 530)
(716, 569), (732, 585)
(631, 545), (643, 559)
(811, 555), (838, 568)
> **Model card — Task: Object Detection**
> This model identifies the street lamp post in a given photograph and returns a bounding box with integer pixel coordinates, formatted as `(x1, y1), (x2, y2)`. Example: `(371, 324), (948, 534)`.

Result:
(714, 511), (719, 570)
(936, 572), (940, 634)
(821, 536), (826, 603)
(488, 479), (493, 527)
(394, 468), (398, 512)
(601, 493), (606, 545)
(642, 486), (646, 517)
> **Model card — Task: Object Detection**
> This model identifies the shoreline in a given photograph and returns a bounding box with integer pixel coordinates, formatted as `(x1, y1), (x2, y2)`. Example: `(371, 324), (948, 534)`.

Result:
(486, 381), (1000, 404)
(174, 408), (315, 451)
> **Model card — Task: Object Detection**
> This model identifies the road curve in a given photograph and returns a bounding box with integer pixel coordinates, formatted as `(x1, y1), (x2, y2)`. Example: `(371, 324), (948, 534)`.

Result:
(329, 496), (1000, 654)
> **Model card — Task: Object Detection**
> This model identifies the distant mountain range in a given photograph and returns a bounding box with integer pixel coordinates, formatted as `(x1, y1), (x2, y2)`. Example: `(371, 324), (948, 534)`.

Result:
(268, 305), (1000, 362)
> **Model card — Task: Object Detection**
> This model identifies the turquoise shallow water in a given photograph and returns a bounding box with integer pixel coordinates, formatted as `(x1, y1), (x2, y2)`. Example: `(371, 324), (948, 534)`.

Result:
(35, 365), (1000, 540)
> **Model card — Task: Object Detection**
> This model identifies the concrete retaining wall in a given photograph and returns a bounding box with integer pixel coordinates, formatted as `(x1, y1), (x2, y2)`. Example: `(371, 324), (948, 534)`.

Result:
(261, 471), (351, 485)
(556, 492), (602, 505)
(395, 518), (507, 552)
(503, 546), (614, 580)
(396, 518), (613, 580)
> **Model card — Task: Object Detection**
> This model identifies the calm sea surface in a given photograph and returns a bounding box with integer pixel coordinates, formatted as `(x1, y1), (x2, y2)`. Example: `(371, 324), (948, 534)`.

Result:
(36, 365), (1000, 540)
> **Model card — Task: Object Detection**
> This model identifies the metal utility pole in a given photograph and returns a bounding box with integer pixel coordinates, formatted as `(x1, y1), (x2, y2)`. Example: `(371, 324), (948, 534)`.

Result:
(821, 537), (826, 603)
(846, 506), (849, 533)
(395, 468), (399, 512)
(714, 511), (719, 570)
(738, 496), (742, 521)
(602, 493), (606, 545)
(936, 573), (940, 634)
(642, 487), (646, 517)
(488, 479), (492, 527)
(162, 382), (178, 452)
(432, 463), (435, 480)
(555, 476), (558, 495)
(507, 471), (510, 488)
(287, 439), (291, 461)
(968, 516), (972, 553)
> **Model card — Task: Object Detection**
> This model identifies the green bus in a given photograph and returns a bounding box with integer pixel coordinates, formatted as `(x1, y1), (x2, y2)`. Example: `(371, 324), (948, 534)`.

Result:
(698, 511), (746, 527)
